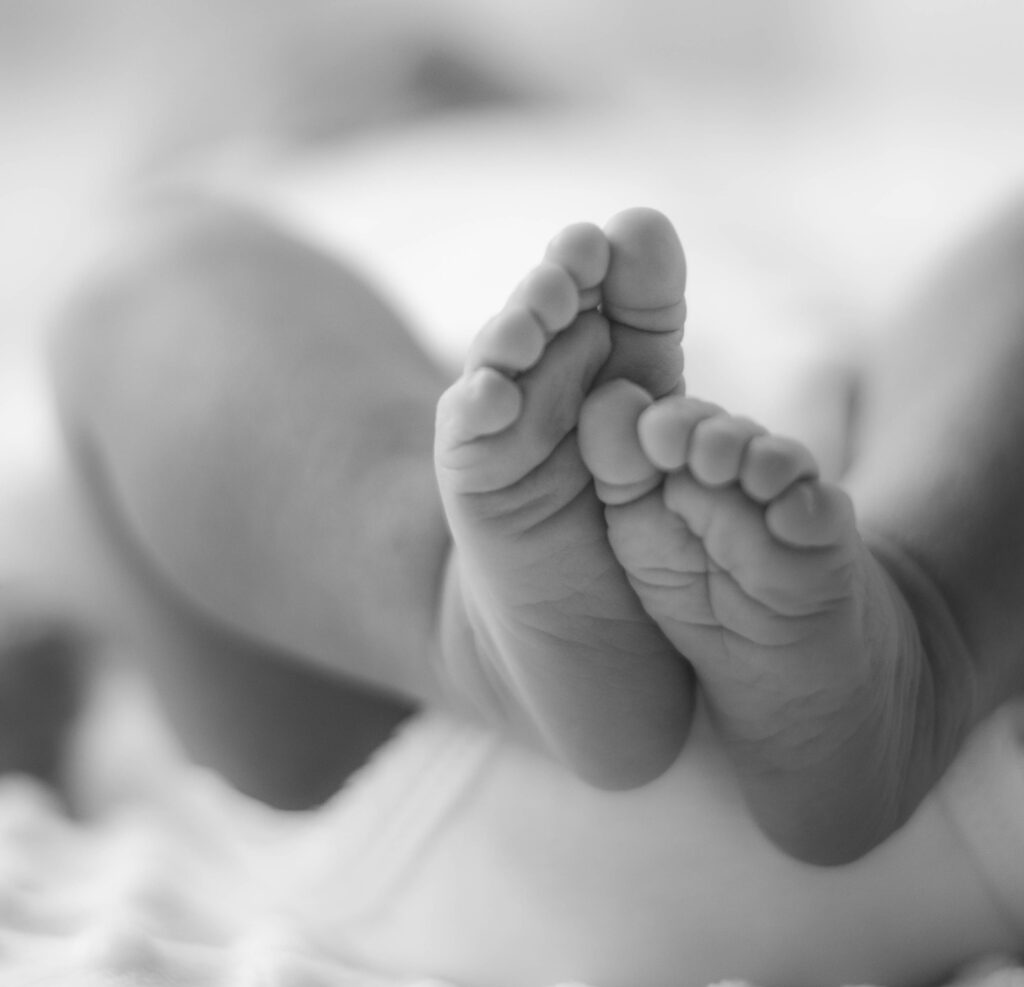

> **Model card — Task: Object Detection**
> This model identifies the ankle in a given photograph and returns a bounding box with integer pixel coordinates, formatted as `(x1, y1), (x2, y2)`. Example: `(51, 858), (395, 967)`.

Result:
(866, 531), (984, 790)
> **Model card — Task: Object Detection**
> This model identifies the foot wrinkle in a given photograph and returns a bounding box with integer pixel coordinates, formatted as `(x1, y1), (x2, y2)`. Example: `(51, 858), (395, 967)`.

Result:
(506, 617), (669, 665)
(451, 438), (592, 525)
(656, 611), (733, 631)
(498, 475), (598, 541)
(631, 565), (706, 587)
(718, 619), (831, 653)
(604, 298), (687, 326)
(437, 425), (517, 461)
(595, 474), (664, 507)
(699, 564), (836, 627)
(452, 485), (580, 530)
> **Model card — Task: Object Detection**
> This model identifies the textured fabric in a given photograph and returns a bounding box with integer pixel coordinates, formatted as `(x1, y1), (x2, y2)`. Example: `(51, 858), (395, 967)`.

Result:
(0, 715), (496, 986)
(1, 704), (1022, 986)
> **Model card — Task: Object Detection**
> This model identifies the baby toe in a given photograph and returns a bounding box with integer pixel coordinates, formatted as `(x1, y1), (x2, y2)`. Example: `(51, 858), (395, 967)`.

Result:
(688, 415), (766, 487)
(740, 434), (819, 503)
(467, 307), (546, 374)
(578, 379), (660, 503)
(637, 395), (721, 472)
(766, 481), (854, 549)
(510, 262), (579, 334)
(602, 207), (687, 332)
(544, 222), (609, 310)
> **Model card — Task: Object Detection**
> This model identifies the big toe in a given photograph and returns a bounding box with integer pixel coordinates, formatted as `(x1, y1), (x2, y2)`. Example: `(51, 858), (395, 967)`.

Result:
(603, 207), (687, 331)
(599, 207), (687, 397)
(578, 379), (661, 505)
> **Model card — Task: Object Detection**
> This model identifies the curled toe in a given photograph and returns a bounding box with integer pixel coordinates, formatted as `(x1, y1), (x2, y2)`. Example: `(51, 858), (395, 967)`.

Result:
(688, 415), (766, 487)
(741, 434), (819, 503)
(467, 307), (546, 374)
(511, 262), (579, 334)
(766, 481), (853, 548)
(578, 380), (658, 495)
(637, 396), (721, 472)
(545, 222), (610, 296)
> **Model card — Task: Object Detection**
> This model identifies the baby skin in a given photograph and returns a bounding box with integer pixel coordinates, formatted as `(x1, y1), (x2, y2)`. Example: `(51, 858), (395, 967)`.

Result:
(435, 209), (695, 789)
(440, 208), (941, 865)
(578, 376), (938, 863)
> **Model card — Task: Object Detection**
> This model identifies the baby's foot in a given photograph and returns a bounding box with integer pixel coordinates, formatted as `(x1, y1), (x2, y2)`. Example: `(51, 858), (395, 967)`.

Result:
(434, 209), (693, 789)
(579, 387), (935, 862)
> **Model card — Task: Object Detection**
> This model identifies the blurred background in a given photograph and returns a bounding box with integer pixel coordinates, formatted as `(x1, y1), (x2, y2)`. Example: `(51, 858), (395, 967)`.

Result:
(3, 0), (1024, 442)
(3, 0), (1024, 799)
(3, 0), (1024, 323)
(1, 3), (1023, 360)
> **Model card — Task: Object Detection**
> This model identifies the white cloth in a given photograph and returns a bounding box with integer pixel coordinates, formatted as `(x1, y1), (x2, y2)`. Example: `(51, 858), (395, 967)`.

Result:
(1, 699), (1023, 985)
(285, 703), (1024, 987)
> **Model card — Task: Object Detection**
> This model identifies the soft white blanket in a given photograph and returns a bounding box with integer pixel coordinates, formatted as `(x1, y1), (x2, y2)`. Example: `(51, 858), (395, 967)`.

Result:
(1, 767), (1021, 986)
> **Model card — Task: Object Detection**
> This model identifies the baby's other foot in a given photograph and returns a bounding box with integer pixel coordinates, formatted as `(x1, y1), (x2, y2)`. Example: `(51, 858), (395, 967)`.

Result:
(434, 210), (693, 789)
(579, 387), (934, 862)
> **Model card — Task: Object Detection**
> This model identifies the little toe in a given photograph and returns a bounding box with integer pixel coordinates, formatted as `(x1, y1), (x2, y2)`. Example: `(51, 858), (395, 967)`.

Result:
(510, 262), (580, 334)
(578, 379), (660, 504)
(602, 207), (688, 330)
(688, 415), (766, 487)
(544, 222), (610, 311)
(436, 368), (522, 452)
(766, 481), (854, 549)
(637, 395), (723, 472)
(466, 307), (546, 374)
(740, 434), (819, 503)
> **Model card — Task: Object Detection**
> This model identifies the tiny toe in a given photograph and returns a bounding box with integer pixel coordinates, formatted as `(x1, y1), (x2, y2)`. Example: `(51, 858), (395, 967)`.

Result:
(544, 222), (610, 310)
(578, 379), (659, 501)
(437, 368), (522, 446)
(603, 207), (687, 332)
(510, 262), (579, 334)
(466, 307), (546, 374)
(688, 415), (766, 487)
(765, 481), (853, 548)
(637, 396), (722, 472)
(740, 434), (819, 503)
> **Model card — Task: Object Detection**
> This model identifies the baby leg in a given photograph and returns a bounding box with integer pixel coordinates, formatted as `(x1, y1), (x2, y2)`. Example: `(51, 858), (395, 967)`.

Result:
(847, 199), (1024, 809)
(435, 209), (694, 788)
(580, 382), (926, 864)
(49, 194), (455, 802)
(580, 198), (1024, 863)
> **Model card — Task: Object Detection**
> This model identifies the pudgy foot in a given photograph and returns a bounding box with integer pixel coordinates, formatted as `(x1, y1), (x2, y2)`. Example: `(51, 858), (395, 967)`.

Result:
(579, 386), (937, 862)
(434, 210), (693, 788)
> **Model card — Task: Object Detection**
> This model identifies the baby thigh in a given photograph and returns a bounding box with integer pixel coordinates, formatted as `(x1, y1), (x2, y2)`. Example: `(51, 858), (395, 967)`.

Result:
(345, 708), (1019, 987)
